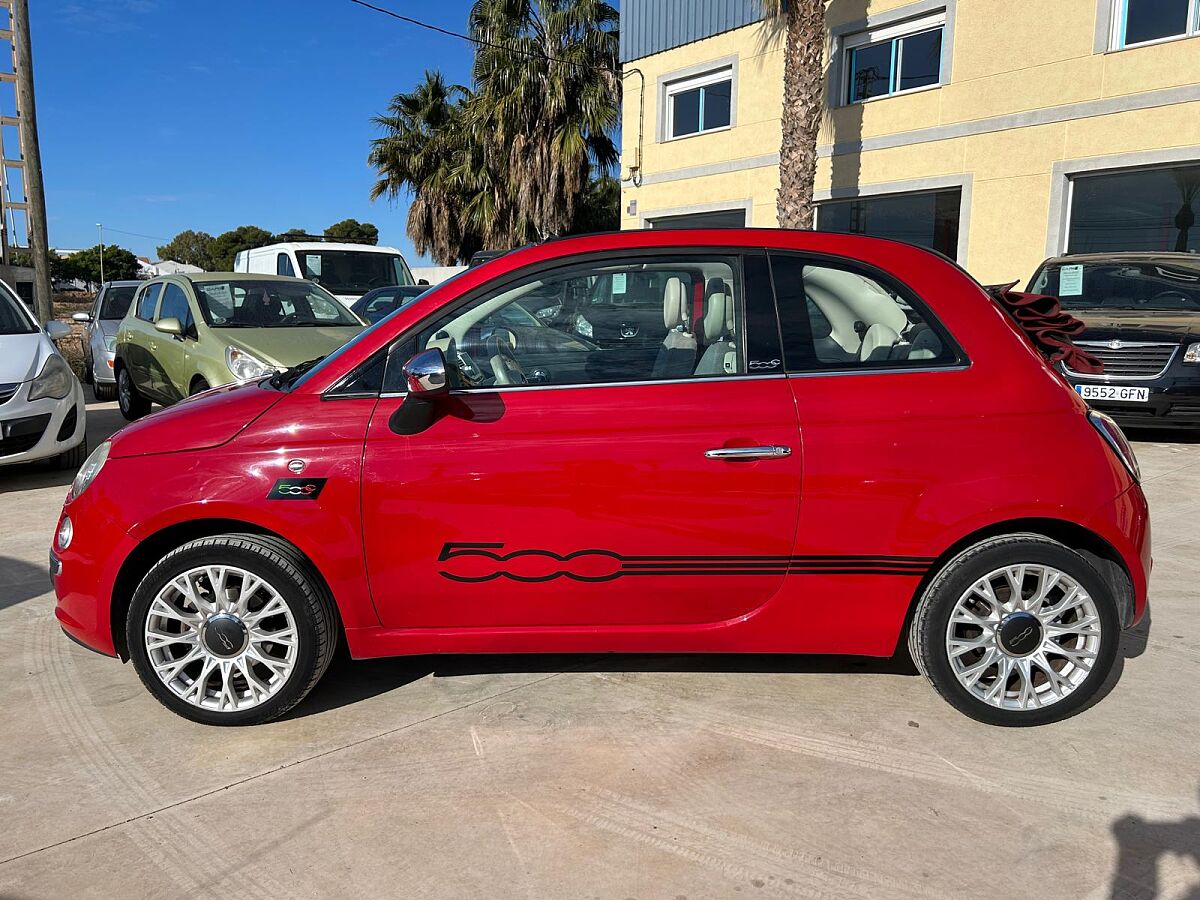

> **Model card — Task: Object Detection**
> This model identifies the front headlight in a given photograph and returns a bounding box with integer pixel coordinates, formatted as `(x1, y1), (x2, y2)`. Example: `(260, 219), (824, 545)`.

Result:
(1184, 342), (1199, 364)
(225, 345), (275, 381)
(70, 440), (110, 500)
(28, 354), (75, 401)
(574, 314), (593, 339)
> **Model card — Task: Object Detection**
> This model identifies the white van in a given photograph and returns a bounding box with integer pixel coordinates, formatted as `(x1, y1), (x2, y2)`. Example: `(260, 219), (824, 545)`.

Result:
(233, 241), (416, 306)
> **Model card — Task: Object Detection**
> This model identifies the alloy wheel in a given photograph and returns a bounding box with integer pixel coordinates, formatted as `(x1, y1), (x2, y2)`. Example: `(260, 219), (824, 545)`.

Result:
(118, 371), (132, 411)
(143, 565), (298, 713)
(945, 564), (1102, 711)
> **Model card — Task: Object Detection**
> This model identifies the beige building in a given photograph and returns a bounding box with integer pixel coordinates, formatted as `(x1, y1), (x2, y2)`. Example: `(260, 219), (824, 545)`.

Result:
(619, 0), (1200, 284)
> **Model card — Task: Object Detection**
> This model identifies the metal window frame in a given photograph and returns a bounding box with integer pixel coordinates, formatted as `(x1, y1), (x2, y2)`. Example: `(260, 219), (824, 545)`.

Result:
(655, 56), (738, 143)
(838, 9), (947, 105)
(1107, 0), (1200, 50)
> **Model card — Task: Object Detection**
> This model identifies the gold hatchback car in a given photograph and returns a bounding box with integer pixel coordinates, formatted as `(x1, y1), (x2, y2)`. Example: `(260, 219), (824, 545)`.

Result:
(115, 273), (365, 419)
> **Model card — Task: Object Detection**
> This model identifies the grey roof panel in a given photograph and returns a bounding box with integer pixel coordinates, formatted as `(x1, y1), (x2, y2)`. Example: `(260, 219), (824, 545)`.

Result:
(620, 0), (766, 62)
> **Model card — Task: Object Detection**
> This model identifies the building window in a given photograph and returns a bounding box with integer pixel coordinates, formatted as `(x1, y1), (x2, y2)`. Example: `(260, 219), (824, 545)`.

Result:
(843, 12), (945, 103)
(665, 68), (733, 138)
(1067, 162), (1200, 254)
(1111, 0), (1200, 48)
(648, 208), (748, 229)
(816, 188), (962, 260)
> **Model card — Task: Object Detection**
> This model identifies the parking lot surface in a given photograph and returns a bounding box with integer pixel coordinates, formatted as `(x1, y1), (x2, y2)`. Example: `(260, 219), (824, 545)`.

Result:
(1, 399), (1197, 899)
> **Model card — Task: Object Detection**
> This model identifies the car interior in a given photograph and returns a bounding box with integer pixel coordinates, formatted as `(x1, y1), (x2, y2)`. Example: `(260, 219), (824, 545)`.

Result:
(801, 265), (946, 364)
(418, 260), (743, 388)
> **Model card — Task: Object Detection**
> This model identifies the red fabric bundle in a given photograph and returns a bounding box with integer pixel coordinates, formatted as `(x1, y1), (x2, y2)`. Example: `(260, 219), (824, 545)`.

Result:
(986, 282), (1104, 375)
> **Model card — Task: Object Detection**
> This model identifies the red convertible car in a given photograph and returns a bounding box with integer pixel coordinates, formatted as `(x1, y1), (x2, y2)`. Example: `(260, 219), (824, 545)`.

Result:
(51, 230), (1149, 726)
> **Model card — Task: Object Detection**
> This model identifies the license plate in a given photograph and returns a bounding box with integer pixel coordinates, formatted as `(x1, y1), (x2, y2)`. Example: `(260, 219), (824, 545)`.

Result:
(1076, 384), (1149, 403)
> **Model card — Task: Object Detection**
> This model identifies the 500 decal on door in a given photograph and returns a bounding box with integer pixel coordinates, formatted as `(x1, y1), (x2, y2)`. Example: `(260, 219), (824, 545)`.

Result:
(436, 542), (934, 583)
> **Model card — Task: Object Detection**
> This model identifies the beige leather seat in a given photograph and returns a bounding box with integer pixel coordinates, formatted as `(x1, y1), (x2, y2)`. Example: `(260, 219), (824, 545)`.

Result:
(694, 279), (738, 376)
(859, 322), (900, 363)
(652, 276), (697, 378)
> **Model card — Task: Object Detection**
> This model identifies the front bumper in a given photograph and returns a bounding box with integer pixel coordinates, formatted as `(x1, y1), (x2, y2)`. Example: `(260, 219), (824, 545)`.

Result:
(0, 378), (87, 466)
(51, 491), (135, 658)
(1065, 371), (1200, 428)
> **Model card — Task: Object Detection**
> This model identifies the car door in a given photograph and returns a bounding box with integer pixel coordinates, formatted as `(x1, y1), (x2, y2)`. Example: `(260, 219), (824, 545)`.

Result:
(152, 281), (196, 402)
(123, 282), (163, 399)
(360, 250), (803, 629)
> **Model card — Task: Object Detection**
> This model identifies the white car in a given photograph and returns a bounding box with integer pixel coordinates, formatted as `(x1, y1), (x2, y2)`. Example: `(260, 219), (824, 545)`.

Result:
(0, 279), (87, 470)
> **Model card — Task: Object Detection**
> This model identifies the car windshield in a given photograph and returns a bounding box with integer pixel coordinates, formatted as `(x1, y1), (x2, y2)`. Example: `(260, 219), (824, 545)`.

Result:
(0, 280), (35, 335)
(356, 286), (428, 323)
(99, 285), (138, 320)
(294, 250), (412, 295)
(193, 280), (361, 328)
(1031, 261), (1200, 311)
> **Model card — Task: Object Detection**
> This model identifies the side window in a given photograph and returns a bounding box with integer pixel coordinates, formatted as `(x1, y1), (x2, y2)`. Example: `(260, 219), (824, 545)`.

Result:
(770, 253), (958, 371)
(387, 255), (746, 392)
(157, 283), (194, 332)
(277, 253), (296, 276)
(135, 284), (162, 321)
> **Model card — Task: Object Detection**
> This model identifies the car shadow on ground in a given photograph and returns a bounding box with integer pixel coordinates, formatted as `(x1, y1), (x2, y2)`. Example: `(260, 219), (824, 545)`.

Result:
(1107, 784), (1200, 899)
(1126, 427), (1200, 445)
(289, 606), (1155, 721)
(0, 555), (51, 611)
(0, 400), (125, 495)
(287, 647), (922, 720)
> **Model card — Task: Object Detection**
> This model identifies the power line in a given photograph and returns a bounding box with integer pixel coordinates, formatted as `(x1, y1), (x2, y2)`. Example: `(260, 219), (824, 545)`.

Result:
(346, 0), (598, 70)
(101, 226), (170, 242)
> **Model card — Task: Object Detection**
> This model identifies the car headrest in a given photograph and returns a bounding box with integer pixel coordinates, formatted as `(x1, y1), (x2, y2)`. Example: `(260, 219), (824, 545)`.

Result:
(701, 278), (729, 343)
(663, 277), (686, 330)
(859, 322), (900, 363)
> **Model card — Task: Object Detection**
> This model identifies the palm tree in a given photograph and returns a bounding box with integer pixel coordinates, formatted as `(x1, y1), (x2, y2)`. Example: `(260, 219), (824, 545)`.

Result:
(761, 0), (828, 229)
(369, 71), (484, 264)
(469, 0), (620, 240)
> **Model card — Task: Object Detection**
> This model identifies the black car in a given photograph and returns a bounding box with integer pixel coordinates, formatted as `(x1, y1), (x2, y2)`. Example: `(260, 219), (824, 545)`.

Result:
(351, 285), (429, 324)
(1028, 252), (1200, 428)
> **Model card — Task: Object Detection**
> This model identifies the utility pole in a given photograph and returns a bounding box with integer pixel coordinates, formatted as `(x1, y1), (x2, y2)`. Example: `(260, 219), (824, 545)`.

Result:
(10, 0), (51, 322)
(96, 223), (104, 285)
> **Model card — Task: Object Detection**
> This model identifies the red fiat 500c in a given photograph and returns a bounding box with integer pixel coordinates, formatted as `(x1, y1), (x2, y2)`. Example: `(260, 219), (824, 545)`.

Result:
(51, 230), (1150, 727)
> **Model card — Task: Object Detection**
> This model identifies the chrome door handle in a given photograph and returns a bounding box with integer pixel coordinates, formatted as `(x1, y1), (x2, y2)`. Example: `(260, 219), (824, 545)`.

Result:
(705, 445), (792, 460)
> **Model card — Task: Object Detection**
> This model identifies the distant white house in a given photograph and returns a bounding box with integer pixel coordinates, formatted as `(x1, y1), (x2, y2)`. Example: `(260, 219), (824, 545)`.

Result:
(145, 259), (204, 277)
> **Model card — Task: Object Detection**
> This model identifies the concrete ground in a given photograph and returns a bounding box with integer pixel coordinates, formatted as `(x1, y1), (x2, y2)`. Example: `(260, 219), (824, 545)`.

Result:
(1, 398), (1197, 900)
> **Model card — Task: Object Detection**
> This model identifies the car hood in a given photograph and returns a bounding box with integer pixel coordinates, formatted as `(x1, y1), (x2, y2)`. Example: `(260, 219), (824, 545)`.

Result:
(1071, 309), (1200, 343)
(221, 326), (363, 368)
(109, 382), (284, 458)
(0, 331), (55, 383)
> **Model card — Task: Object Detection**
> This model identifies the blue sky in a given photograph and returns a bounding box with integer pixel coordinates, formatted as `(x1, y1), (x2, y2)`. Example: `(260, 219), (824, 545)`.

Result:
(33, 1), (484, 264)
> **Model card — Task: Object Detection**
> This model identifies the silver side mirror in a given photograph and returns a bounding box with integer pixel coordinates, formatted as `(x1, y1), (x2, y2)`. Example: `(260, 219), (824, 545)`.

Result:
(72, 311), (92, 323)
(402, 348), (449, 398)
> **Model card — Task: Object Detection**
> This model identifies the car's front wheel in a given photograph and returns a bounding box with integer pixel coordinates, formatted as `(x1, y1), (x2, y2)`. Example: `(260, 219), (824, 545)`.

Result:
(909, 534), (1120, 726)
(116, 367), (150, 420)
(127, 534), (338, 725)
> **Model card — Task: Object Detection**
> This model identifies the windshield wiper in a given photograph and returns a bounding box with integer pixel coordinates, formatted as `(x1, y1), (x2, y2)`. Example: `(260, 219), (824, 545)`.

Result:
(268, 356), (325, 390)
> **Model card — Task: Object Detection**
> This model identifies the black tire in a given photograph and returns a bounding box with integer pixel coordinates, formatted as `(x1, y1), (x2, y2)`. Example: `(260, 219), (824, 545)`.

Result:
(53, 437), (87, 471)
(83, 355), (94, 384)
(189, 377), (210, 396)
(116, 366), (150, 420)
(908, 534), (1120, 726)
(126, 534), (339, 726)
(93, 380), (116, 402)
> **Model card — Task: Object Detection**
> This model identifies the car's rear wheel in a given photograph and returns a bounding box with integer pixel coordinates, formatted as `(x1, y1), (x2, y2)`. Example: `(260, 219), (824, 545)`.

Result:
(93, 380), (116, 402)
(127, 534), (338, 726)
(117, 367), (150, 420)
(909, 534), (1120, 726)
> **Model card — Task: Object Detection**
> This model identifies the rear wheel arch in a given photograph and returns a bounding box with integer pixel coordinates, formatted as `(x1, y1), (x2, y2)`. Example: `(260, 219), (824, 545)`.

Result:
(897, 517), (1135, 657)
(110, 518), (341, 660)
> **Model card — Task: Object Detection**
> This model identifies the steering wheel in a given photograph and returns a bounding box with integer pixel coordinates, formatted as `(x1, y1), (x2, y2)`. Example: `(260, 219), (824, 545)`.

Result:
(1148, 290), (1190, 307)
(485, 328), (527, 386)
